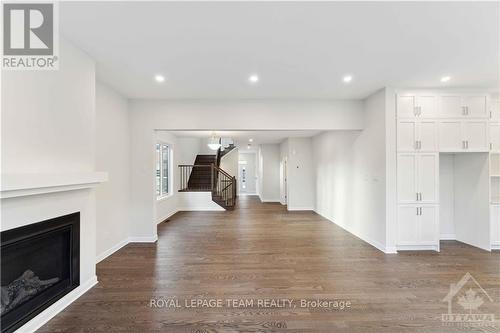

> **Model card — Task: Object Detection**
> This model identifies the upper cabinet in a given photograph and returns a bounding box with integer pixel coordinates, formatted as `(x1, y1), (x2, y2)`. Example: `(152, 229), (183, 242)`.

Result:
(438, 120), (489, 152)
(397, 93), (437, 119)
(491, 99), (500, 120)
(439, 94), (488, 118)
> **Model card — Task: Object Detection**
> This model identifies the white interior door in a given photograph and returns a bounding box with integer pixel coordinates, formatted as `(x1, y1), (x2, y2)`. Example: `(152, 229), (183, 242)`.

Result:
(464, 95), (488, 118)
(397, 95), (417, 118)
(464, 121), (489, 152)
(490, 123), (500, 151)
(397, 121), (417, 152)
(439, 121), (463, 152)
(417, 95), (437, 118)
(439, 95), (463, 118)
(398, 205), (419, 244)
(397, 154), (417, 203)
(418, 154), (439, 203)
(419, 206), (439, 245)
(418, 121), (438, 152)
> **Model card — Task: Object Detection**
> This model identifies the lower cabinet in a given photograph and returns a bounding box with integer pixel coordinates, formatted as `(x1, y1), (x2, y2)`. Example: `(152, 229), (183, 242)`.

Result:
(491, 205), (500, 249)
(397, 205), (439, 250)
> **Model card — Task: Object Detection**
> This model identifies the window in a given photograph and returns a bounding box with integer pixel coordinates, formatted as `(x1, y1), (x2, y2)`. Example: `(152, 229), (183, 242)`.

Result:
(156, 143), (170, 198)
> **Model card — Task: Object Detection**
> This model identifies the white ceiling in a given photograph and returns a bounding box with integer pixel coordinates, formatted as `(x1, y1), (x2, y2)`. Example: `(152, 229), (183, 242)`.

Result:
(169, 130), (321, 146)
(61, 2), (499, 100)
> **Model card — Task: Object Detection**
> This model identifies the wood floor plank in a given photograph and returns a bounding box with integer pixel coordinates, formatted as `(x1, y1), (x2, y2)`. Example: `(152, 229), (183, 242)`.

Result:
(37, 196), (500, 332)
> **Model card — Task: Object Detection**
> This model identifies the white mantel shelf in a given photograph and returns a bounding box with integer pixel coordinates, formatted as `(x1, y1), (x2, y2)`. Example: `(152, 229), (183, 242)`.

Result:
(0, 172), (108, 199)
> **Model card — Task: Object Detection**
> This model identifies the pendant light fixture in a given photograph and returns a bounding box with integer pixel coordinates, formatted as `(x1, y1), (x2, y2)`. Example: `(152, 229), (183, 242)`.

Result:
(207, 132), (221, 150)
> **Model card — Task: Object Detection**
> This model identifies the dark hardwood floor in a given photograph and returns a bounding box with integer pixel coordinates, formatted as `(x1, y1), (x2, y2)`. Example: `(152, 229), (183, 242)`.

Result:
(38, 196), (500, 332)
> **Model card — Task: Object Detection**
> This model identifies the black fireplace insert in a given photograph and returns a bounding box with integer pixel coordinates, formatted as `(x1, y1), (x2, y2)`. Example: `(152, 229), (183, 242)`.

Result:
(1, 212), (80, 333)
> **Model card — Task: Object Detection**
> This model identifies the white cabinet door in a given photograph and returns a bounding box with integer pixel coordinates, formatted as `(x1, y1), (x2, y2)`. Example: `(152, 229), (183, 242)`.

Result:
(420, 206), (439, 245)
(490, 123), (500, 151)
(397, 154), (417, 203)
(491, 100), (500, 120)
(418, 154), (439, 203)
(398, 205), (419, 244)
(417, 95), (437, 118)
(397, 95), (417, 118)
(418, 121), (438, 152)
(491, 205), (500, 246)
(397, 121), (417, 152)
(439, 121), (463, 152)
(440, 95), (463, 118)
(464, 121), (488, 152)
(464, 95), (488, 118)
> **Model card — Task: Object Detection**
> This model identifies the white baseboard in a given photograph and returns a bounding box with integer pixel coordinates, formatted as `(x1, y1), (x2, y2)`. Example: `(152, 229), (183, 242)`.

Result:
(492, 242), (500, 250)
(177, 207), (224, 211)
(129, 235), (158, 243)
(157, 209), (178, 225)
(259, 198), (280, 203)
(288, 206), (315, 211)
(314, 210), (390, 253)
(17, 275), (98, 333)
(396, 244), (439, 252)
(440, 234), (456, 240)
(96, 238), (129, 263)
(385, 246), (398, 254)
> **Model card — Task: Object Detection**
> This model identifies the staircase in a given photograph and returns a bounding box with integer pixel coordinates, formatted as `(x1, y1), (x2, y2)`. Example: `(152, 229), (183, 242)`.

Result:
(179, 151), (236, 210)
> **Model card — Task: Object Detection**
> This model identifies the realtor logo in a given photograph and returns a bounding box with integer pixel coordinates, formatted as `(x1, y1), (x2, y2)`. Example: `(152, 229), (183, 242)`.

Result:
(2, 2), (58, 69)
(442, 272), (495, 328)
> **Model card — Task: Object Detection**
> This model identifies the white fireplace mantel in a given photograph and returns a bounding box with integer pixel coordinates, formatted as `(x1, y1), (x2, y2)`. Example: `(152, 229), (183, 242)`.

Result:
(0, 172), (108, 199)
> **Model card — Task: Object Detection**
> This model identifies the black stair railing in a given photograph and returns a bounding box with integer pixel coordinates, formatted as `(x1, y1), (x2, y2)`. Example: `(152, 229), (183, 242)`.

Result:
(178, 163), (236, 209)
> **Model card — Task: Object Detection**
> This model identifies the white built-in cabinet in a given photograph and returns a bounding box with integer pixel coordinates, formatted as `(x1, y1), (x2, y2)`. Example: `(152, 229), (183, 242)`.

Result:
(438, 120), (489, 152)
(397, 205), (439, 248)
(397, 120), (438, 152)
(396, 91), (494, 251)
(490, 123), (500, 152)
(490, 100), (500, 120)
(397, 153), (438, 204)
(397, 93), (437, 118)
(439, 94), (488, 118)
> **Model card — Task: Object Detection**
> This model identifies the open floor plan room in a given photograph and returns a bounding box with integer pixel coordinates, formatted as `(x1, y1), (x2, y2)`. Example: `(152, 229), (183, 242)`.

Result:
(1, 1), (499, 332)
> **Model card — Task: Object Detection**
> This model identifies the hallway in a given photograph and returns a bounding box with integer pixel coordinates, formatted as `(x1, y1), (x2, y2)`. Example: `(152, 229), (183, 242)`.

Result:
(39, 196), (500, 332)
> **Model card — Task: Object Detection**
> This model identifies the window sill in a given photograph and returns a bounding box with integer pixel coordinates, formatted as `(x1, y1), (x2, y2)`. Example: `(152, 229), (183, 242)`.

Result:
(156, 194), (173, 202)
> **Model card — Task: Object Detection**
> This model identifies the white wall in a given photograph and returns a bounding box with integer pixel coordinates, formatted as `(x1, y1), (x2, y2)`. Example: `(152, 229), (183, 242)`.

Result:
(287, 137), (315, 210)
(129, 99), (363, 239)
(439, 154), (456, 238)
(95, 82), (130, 260)
(312, 89), (388, 252)
(130, 99), (364, 131)
(279, 140), (289, 205)
(220, 148), (239, 179)
(257, 144), (281, 202)
(2, 39), (96, 174)
(1, 38), (100, 331)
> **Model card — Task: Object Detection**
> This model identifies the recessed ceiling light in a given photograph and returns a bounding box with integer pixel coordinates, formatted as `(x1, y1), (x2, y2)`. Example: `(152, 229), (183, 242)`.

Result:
(248, 74), (259, 84)
(249, 138), (254, 142)
(154, 74), (165, 83)
(343, 75), (353, 83)
(440, 76), (451, 83)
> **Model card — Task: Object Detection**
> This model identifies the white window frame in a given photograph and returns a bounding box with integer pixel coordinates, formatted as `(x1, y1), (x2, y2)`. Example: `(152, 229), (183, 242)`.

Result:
(156, 143), (171, 200)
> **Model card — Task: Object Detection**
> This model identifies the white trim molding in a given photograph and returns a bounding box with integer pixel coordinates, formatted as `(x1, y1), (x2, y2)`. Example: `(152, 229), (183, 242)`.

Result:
(287, 206), (315, 211)
(440, 234), (457, 240)
(129, 235), (158, 243)
(157, 209), (178, 225)
(96, 238), (129, 263)
(0, 172), (108, 199)
(17, 276), (98, 333)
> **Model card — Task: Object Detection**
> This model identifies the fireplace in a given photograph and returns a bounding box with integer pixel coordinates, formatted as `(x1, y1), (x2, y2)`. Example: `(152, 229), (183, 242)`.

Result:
(1, 213), (80, 333)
